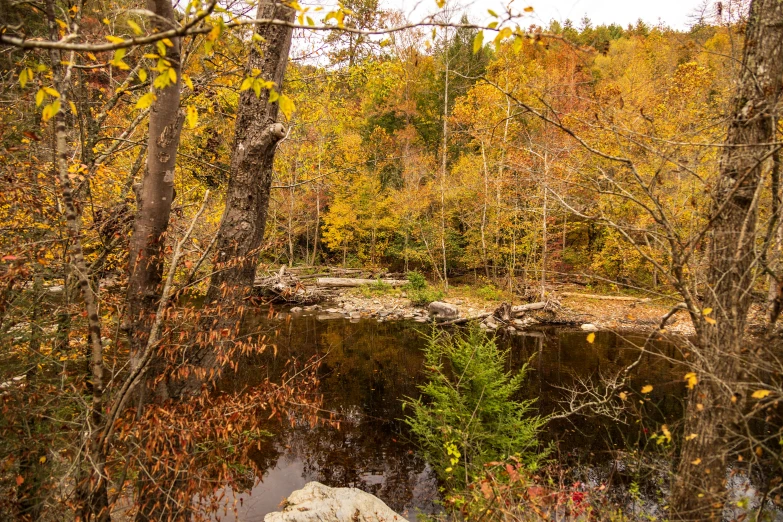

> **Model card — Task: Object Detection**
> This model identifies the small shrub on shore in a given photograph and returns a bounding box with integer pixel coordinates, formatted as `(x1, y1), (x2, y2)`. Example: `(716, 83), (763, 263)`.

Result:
(405, 271), (427, 290)
(403, 327), (546, 492)
(476, 283), (503, 301)
(404, 272), (444, 305)
(360, 278), (393, 297)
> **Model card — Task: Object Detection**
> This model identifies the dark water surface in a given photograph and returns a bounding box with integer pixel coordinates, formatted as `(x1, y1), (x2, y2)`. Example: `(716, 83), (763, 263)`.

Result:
(210, 312), (683, 521)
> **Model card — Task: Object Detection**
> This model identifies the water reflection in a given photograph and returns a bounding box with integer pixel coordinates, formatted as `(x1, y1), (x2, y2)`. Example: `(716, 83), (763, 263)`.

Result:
(214, 313), (683, 520)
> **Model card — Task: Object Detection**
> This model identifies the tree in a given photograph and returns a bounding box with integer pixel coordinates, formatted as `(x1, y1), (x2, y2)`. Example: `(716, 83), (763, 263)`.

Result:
(200, 0), (296, 371)
(125, 0), (185, 400)
(324, 0), (386, 67)
(670, 0), (783, 517)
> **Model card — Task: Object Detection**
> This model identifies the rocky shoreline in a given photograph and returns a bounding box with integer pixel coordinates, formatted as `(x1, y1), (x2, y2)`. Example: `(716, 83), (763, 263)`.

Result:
(278, 288), (696, 336)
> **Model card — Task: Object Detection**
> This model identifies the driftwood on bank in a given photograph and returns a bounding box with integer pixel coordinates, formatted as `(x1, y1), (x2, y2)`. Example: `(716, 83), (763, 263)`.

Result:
(511, 302), (548, 314)
(560, 292), (650, 303)
(315, 277), (408, 288)
(254, 267), (321, 304)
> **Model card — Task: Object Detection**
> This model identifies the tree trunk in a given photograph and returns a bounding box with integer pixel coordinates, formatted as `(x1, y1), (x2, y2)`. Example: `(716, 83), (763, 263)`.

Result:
(314, 277), (407, 288)
(311, 185), (320, 266)
(45, 11), (108, 518)
(440, 41), (449, 290)
(670, 1), (783, 518)
(767, 150), (783, 327)
(541, 179), (547, 299)
(480, 141), (490, 278)
(203, 0), (295, 339)
(125, 0), (183, 384)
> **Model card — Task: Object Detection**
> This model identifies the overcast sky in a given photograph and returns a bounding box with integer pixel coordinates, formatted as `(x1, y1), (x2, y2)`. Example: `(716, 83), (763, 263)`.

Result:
(386, 0), (709, 30)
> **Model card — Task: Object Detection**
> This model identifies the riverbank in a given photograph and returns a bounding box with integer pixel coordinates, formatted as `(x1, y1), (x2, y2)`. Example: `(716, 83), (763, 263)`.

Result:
(282, 282), (698, 336)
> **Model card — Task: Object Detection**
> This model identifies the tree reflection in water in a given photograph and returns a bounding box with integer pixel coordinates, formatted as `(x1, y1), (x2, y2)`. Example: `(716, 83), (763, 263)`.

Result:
(213, 313), (682, 520)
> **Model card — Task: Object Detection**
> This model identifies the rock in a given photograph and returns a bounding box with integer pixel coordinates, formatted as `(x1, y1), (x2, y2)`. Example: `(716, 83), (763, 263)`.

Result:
(453, 299), (464, 305)
(580, 323), (599, 332)
(325, 308), (340, 313)
(290, 307), (303, 313)
(264, 481), (407, 522)
(0, 375), (26, 390)
(403, 313), (415, 319)
(349, 311), (362, 319)
(484, 316), (499, 330)
(428, 301), (459, 321)
(47, 285), (64, 294)
(513, 317), (538, 329)
(317, 313), (343, 321)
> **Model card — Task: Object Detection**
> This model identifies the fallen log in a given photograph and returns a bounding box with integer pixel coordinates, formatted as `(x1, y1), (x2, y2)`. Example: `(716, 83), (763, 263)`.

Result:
(511, 302), (548, 314)
(560, 292), (650, 303)
(254, 266), (322, 304)
(315, 277), (408, 288)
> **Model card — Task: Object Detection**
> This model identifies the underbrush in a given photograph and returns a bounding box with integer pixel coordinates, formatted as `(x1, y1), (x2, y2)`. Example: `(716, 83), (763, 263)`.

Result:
(403, 272), (444, 305)
(359, 278), (395, 297)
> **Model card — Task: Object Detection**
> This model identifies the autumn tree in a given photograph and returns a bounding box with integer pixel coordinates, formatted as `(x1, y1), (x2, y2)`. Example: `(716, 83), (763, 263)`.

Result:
(670, 0), (783, 517)
(199, 0), (296, 373)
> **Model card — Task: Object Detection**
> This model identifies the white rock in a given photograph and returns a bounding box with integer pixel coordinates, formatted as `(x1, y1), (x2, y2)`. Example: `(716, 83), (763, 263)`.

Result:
(428, 301), (459, 320)
(265, 482), (407, 522)
(0, 375), (26, 389)
(484, 316), (499, 330)
(513, 317), (538, 329)
(580, 323), (599, 332)
(290, 307), (303, 313)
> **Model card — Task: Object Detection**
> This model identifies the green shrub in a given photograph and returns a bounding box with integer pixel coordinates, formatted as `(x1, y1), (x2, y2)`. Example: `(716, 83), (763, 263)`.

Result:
(403, 327), (546, 491)
(404, 271), (427, 291)
(360, 278), (393, 297)
(403, 272), (444, 305)
(407, 287), (444, 306)
(476, 283), (502, 301)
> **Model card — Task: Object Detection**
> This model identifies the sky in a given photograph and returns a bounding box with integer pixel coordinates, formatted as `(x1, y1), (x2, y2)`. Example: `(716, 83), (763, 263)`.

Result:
(386, 0), (709, 30)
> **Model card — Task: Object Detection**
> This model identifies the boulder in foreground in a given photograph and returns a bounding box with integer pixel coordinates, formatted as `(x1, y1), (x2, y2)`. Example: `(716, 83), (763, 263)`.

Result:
(264, 481), (408, 522)
(428, 301), (458, 321)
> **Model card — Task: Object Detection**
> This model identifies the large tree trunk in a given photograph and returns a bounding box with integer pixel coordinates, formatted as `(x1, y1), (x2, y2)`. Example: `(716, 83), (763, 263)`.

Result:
(670, 1), (783, 518)
(125, 0), (183, 389)
(199, 0), (295, 357)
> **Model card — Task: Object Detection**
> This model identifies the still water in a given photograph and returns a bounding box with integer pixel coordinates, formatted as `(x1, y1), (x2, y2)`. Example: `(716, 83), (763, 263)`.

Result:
(211, 311), (683, 520)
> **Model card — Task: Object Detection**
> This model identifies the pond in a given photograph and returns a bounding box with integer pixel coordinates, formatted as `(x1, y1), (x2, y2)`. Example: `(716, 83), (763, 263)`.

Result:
(210, 310), (685, 521)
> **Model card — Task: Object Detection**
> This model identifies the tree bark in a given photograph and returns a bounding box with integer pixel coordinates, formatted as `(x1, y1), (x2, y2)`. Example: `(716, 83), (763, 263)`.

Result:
(125, 0), (184, 384)
(767, 149), (783, 327)
(201, 0), (295, 343)
(439, 32), (450, 290)
(670, 1), (783, 518)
